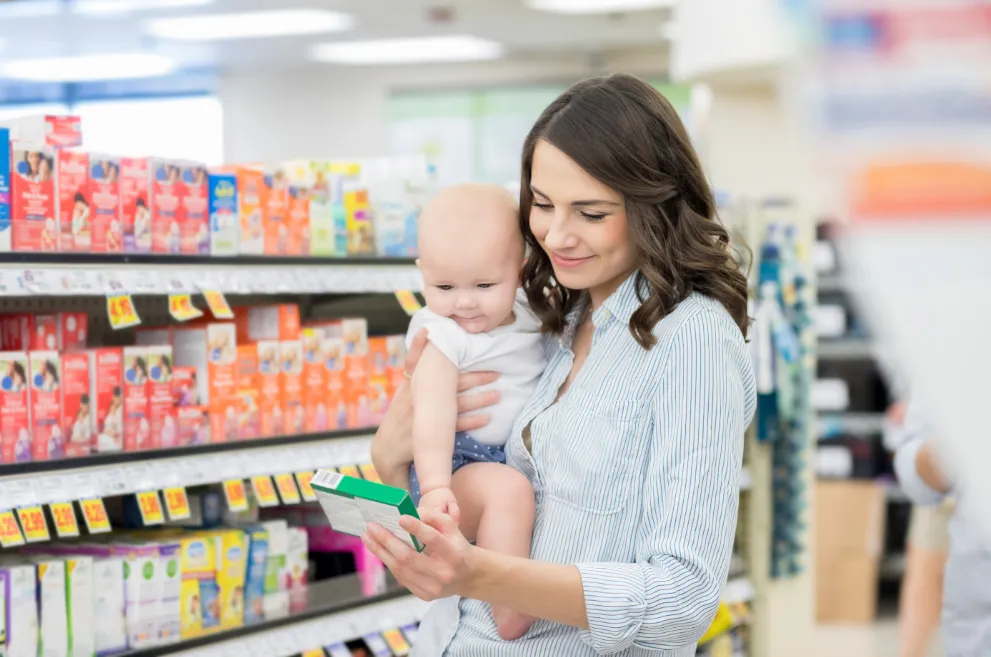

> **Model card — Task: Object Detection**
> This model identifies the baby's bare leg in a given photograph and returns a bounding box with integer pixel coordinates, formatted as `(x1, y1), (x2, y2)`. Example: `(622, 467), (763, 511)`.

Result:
(451, 463), (536, 641)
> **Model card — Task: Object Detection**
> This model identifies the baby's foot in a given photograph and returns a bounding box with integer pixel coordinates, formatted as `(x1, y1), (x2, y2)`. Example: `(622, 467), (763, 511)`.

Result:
(493, 607), (534, 641)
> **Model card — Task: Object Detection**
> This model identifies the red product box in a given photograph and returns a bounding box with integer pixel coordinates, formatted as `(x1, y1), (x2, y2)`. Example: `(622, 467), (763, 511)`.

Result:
(0, 351), (31, 463)
(179, 163), (209, 254)
(172, 366), (208, 446)
(150, 159), (181, 254)
(59, 312), (87, 351)
(56, 150), (90, 252)
(89, 156), (122, 252)
(120, 156), (151, 253)
(10, 141), (57, 252)
(29, 314), (59, 351)
(90, 347), (123, 454)
(146, 345), (175, 449)
(29, 351), (62, 460)
(61, 351), (92, 458)
(2, 115), (82, 147)
(122, 346), (151, 451)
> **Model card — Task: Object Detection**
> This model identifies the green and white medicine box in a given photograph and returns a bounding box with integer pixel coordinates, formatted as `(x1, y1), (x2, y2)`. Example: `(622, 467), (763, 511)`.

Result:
(310, 470), (423, 552)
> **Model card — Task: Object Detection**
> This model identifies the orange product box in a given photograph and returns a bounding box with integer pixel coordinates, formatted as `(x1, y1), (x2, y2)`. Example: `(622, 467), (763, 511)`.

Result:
(287, 185), (311, 256)
(89, 155), (122, 252)
(262, 172), (290, 256)
(234, 304), (300, 343)
(89, 347), (123, 454)
(236, 345), (260, 440)
(61, 351), (92, 458)
(0, 351), (31, 463)
(172, 366), (207, 446)
(146, 345), (176, 449)
(29, 351), (62, 460)
(255, 340), (282, 438)
(122, 346), (151, 451)
(227, 166), (264, 255)
(301, 328), (327, 433)
(172, 323), (238, 443)
(341, 318), (370, 428)
(150, 158), (182, 254)
(11, 141), (58, 252)
(385, 335), (406, 400)
(179, 162), (209, 254)
(368, 337), (390, 425)
(120, 156), (151, 253)
(321, 331), (347, 430)
(56, 150), (91, 252)
(281, 339), (304, 435)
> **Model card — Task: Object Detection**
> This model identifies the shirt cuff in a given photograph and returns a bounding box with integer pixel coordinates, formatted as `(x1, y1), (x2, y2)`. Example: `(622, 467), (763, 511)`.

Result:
(894, 439), (947, 506)
(576, 562), (646, 654)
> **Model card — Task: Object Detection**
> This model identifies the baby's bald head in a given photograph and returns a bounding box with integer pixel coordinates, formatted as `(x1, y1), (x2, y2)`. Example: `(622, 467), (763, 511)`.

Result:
(418, 183), (522, 262)
(417, 183), (524, 333)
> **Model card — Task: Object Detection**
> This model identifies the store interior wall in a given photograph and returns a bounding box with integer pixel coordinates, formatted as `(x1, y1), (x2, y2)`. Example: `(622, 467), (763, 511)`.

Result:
(218, 49), (669, 166)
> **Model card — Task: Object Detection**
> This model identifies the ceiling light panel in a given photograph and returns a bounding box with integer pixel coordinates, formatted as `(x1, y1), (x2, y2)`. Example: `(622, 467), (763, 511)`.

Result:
(74, 0), (214, 15)
(311, 35), (503, 65)
(146, 8), (354, 41)
(526, 0), (677, 14)
(0, 52), (177, 82)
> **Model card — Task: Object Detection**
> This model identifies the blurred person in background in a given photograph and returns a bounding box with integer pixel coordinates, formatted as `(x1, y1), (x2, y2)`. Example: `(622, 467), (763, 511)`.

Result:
(893, 403), (982, 656)
(885, 401), (949, 657)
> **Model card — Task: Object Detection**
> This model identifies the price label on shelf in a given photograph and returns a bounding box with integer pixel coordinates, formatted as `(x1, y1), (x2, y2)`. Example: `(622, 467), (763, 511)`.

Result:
(250, 476), (280, 508)
(0, 270), (14, 296)
(382, 628), (412, 655)
(21, 269), (53, 295)
(17, 506), (49, 542)
(131, 271), (159, 295)
(394, 290), (422, 315)
(168, 294), (204, 323)
(295, 471), (317, 502)
(301, 650), (325, 657)
(80, 498), (111, 533)
(107, 292), (141, 330)
(324, 643), (351, 657)
(136, 491), (165, 526)
(61, 270), (97, 294)
(202, 289), (233, 319)
(400, 624), (419, 645)
(362, 633), (392, 657)
(49, 502), (80, 538)
(223, 480), (249, 513)
(163, 486), (192, 521)
(273, 474), (301, 505)
(0, 510), (25, 547)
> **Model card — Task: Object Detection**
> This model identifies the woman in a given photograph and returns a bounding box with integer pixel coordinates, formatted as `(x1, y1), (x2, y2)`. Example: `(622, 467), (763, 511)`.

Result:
(366, 74), (756, 656)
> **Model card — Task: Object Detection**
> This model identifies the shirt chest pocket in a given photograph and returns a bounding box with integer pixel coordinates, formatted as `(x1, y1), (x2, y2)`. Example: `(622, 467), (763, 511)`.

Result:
(539, 394), (648, 515)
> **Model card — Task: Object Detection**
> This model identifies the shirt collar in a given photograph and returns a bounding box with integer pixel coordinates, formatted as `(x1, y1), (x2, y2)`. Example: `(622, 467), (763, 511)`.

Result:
(562, 270), (642, 341)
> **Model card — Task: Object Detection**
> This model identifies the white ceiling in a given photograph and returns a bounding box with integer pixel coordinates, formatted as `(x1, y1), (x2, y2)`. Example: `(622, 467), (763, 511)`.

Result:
(0, 0), (674, 73)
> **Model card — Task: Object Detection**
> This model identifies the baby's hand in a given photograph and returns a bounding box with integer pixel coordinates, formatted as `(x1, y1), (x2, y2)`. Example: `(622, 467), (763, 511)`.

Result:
(418, 487), (460, 524)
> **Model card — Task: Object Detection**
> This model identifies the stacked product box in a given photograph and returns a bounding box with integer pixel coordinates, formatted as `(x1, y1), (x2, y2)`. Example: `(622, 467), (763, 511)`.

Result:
(234, 304), (301, 437)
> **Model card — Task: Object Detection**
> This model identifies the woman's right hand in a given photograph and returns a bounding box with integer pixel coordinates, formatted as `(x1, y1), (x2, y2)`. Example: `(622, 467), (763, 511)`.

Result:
(371, 329), (501, 489)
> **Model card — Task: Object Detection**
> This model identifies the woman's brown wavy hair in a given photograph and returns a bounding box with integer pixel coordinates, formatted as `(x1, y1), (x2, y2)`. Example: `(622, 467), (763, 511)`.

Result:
(520, 74), (749, 348)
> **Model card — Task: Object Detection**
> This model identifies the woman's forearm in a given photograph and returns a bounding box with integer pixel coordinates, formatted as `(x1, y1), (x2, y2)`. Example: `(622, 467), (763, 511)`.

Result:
(465, 547), (589, 629)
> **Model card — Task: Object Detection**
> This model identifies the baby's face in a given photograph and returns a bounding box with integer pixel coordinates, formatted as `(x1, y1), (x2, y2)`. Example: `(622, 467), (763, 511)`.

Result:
(420, 230), (520, 334)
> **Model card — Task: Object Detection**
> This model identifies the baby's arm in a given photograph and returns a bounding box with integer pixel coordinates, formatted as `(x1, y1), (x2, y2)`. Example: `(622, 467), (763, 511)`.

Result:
(411, 343), (460, 517)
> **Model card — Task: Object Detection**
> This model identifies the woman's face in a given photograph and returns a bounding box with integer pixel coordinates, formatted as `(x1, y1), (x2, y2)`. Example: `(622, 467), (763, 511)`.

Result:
(528, 140), (637, 301)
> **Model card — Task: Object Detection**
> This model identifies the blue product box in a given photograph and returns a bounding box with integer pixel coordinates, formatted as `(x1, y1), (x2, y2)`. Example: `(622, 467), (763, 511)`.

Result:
(0, 128), (11, 250)
(208, 173), (238, 256)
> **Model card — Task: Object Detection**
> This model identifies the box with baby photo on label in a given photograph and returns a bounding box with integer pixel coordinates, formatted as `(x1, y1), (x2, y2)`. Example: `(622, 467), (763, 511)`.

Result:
(173, 366), (208, 447)
(236, 345), (260, 440)
(120, 157), (151, 253)
(90, 347), (124, 454)
(29, 351), (62, 460)
(0, 351), (31, 464)
(147, 345), (177, 449)
(89, 155), (122, 253)
(61, 351), (92, 458)
(122, 346), (151, 451)
(179, 162), (209, 254)
(56, 149), (90, 252)
(172, 323), (238, 443)
(10, 141), (57, 252)
(150, 159), (182, 254)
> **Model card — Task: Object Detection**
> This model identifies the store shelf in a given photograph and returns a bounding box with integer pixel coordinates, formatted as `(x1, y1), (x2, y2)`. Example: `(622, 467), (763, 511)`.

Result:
(0, 429), (375, 509)
(816, 338), (875, 360)
(817, 412), (886, 437)
(127, 576), (422, 657)
(0, 256), (421, 296)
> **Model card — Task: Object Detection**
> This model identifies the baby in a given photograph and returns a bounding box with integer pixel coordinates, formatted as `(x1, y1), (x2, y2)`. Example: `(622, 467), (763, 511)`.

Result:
(407, 182), (545, 641)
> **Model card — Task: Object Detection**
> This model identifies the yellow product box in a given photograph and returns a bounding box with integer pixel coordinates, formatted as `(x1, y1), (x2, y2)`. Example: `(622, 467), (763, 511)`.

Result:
(177, 533), (218, 639)
(204, 530), (248, 631)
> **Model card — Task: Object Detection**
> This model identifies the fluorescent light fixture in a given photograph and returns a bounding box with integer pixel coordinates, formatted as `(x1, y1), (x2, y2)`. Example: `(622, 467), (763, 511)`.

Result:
(146, 8), (353, 41)
(526, 0), (677, 14)
(311, 35), (503, 65)
(0, 0), (62, 19)
(74, 0), (214, 15)
(0, 52), (177, 82)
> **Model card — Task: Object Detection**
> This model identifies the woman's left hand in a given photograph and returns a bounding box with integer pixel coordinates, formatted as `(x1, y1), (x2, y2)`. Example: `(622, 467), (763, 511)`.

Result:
(363, 511), (475, 602)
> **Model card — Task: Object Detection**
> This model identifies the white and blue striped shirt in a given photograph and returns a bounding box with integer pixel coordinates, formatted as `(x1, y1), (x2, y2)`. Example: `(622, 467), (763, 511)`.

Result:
(413, 273), (757, 656)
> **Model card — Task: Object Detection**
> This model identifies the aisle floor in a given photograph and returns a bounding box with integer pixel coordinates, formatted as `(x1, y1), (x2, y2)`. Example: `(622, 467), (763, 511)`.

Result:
(815, 619), (944, 657)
